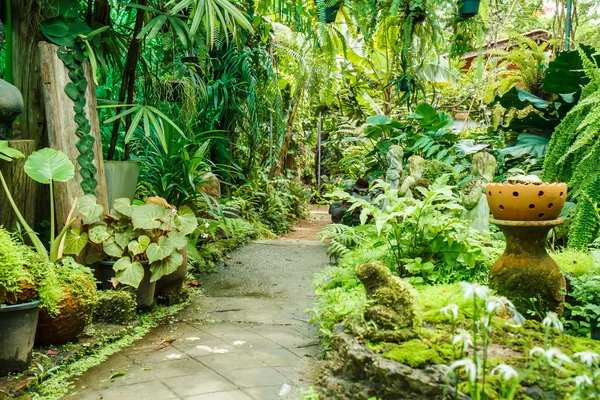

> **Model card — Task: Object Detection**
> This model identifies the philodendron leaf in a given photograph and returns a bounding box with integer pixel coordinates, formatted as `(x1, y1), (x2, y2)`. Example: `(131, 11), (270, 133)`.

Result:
(167, 231), (187, 250)
(146, 236), (175, 264)
(114, 198), (133, 218)
(63, 229), (88, 255)
(89, 223), (110, 244)
(131, 204), (170, 230)
(24, 148), (75, 184)
(77, 194), (104, 224)
(150, 250), (183, 282)
(113, 257), (145, 288)
(174, 206), (197, 235)
(103, 237), (124, 258)
(128, 235), (150, 256)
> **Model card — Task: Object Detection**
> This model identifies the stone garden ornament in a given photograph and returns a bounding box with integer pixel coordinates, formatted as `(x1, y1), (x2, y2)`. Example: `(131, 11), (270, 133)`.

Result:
(398, 155), (426, 198)
(461, 152), (497, 232)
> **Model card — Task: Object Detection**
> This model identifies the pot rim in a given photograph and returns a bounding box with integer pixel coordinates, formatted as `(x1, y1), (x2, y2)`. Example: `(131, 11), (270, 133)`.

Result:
(0, 299), (41, 312)
(104, 160), (142, 165)
(487, 182), (567, 188)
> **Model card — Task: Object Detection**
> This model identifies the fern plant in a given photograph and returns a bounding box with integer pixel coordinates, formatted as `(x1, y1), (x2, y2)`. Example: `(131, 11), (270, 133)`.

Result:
(542, 48), (600, 248)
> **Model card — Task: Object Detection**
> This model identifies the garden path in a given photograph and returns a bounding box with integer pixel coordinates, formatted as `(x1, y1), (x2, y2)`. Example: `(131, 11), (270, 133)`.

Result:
(65, 206), (330, 400)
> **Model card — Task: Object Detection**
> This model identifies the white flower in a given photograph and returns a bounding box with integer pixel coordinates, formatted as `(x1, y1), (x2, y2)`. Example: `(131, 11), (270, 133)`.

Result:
(204, 221), (210, 228)
(200, 233), (209, 239)
(542, 312), (564, 332)
(491, 364), (519, 381)
(486, 296), (516, 314)
(459, 282), (490, 301)
(440, 304), (459, 320)
(530, 347), (573, 368)
(449, 358), (477, 383)
(574, 374), (593, 387)
(453, 331), (473, 352)
(573, 351), (600, 367)
(479, 316), (492, 332)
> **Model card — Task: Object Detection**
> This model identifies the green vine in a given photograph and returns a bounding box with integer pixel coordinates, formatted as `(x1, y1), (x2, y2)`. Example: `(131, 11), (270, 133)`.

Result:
(39, 1), (97, 195)
(542, 48), (600, 248)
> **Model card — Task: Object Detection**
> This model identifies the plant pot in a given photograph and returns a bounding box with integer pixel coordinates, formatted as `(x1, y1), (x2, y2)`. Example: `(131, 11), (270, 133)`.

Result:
(155, 248), (187, 305)
(104, 160), (140, 209)
(181, 56), (198, 64)
(459, 0), (480, 17)
(96, 260), (156, 309)
(400, 78), (410, 92)
(315, 1), (341, 23)
(486, 182), (567, 221)
(35, 280), (95, 346)
(0, 78), (24, 140)
(0, 300), (40, 376)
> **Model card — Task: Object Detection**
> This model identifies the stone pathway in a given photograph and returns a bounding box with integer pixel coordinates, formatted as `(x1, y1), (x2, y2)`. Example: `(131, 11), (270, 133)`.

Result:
(65, 207), (330, 400)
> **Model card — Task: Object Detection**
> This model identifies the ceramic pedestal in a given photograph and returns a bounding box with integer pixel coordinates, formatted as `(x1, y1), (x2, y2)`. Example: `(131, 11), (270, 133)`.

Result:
(489, 218), (566, 318)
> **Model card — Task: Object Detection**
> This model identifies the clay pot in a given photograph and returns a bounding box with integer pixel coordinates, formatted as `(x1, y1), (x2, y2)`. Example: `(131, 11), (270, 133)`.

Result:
(486, 182), (567, 221)
(35, 282), (95, 346)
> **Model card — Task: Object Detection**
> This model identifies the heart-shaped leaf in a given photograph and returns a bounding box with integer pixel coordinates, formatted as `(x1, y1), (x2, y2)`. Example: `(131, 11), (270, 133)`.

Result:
(131, 204), (170, 230)
(77, 195), (104, 224)
(63, 229), (88, 255)
(89, 223), (110, 244)
(103, 237), (124, 258)
(114, 227), (138, 249)
(174, 206), (197, 235)
(128, 235), (150, 256)
(113, 198), (133, 218)
(168, 231), (187, 250)
(146, 236), (175, 264)
(24, 148), (75, 184)
(150, 250), (183, 282)
(113, 257), (145, 288)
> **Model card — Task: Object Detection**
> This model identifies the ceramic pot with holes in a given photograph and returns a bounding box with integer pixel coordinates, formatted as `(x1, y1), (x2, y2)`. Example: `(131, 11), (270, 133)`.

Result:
(486, 182), (567, 221)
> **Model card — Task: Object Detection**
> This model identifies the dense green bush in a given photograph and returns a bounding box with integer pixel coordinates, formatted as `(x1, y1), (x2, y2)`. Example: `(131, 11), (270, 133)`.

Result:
(93, 290), (137, 325)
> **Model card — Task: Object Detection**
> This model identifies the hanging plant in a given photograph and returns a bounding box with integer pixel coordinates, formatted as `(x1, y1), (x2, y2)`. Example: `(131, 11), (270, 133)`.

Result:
(315, 0), (342, 24)
(39, 0), (106, 195)
(459, 0), (481, 18)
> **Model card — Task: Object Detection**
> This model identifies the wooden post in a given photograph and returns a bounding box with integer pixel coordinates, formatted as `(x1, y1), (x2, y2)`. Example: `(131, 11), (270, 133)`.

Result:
(38, 42), (108, 228)
(0, 140), (39, 231)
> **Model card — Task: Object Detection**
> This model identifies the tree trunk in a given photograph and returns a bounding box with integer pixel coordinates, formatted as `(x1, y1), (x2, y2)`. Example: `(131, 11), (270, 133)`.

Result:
(107, 0), (146, 160)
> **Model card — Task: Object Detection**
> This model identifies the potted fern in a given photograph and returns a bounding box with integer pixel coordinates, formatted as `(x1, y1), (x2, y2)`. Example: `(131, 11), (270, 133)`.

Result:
(65, 196), (197, 308)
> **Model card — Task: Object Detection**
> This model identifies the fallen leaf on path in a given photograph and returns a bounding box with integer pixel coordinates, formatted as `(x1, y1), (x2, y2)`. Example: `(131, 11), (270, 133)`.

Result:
(165, 354), (182, 359)
(154, 338), (175, 350)
(279, 383), (291, 397)
(47, 350), (59, 356)
(233, 341), (246, 346)
(186, 337), (201, 341)
(213, 348), (229, 354)
(186, 281), (202, 287)
(109, 371), (126, 380)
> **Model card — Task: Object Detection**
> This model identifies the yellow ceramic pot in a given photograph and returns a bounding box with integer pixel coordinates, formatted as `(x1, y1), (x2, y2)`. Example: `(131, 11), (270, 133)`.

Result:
(486, 182), (567, 221)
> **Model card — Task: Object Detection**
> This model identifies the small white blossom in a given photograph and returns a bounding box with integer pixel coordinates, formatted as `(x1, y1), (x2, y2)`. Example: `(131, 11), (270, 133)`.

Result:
(487, 296), (516, 314)
(491, 364), (519, 381)
(440, 304), (459, 320)
(573, 351), (600, 367)
(459, 282), (490, 301)
(574, 374), (593, 387)
(542, 312), (564, 332)
(479, 316), (492, 332)
(449, 359), (477, 383)
(200, 233), (209, 239)
(204, 221), (210, 228)
(530, 347), (573, 368)
(453, 331), (473, 352)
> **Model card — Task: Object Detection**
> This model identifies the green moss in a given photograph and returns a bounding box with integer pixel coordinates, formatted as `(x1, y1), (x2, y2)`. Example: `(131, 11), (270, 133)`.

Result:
(423, 160), (459, 185)
(93, 290), (137, 325)
(551, 248), (597, 276)
(376, 339), (444, 367)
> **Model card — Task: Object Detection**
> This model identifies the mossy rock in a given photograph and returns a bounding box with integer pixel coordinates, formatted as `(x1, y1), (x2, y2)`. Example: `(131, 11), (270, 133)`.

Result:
(93, 290), (137, 325)
(378, 340), (444, 367)
(422, 160), (459, 185)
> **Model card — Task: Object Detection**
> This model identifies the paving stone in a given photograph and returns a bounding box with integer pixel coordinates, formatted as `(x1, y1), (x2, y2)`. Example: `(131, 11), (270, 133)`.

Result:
(98, 380), (177, 400)
(146, 358), (209, 378)
(244, 385), (301, 400)
(185, 390), (254, 400)
(246, 348), (301, 367)
(219, 367), (288, 388)
(63, 390), (103, 400)
(162, 371), (237, 397)
(287, 345), (321, 358)
(126, 346), (189, 363)
(197, 351), (268, 371)
(173, 339), (237, 357)
(247, 325), (318, 348)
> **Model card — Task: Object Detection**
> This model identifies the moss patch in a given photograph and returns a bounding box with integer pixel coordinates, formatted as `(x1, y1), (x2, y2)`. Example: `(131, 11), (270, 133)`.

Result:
(376, 339), (445, 367)
(93, 290), (137, 325)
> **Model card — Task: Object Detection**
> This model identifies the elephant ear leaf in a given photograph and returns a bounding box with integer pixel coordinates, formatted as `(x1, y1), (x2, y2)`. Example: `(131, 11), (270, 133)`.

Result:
(24, 148), (74, 184)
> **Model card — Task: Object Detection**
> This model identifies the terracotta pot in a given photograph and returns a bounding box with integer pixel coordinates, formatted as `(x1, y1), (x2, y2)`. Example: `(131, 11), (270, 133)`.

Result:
(486, 182), (567, 221)
(35, 283), (95, 346)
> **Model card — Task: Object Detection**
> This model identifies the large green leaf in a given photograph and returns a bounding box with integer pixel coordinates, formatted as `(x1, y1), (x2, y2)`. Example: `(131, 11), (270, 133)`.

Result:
(168, 231), (187, 250)
(131, 204), (170, 230)
(63, 229), (88, 255)
(128, 235), (150, 256)
(150, 250), (183, 282)
(0, 141), (25, 162)
(113, 198), (133, 218)
(174, 206), (197, 235)
(103, 237), (124, 258)
(543, 45), (600, 95)
(146, 236), (175, 264)
(24, 148), (75, 184)
(114, 228), (138, 249)
(89, 223), (110, 244)
(113, 257), (145, 288)
(77, 195), (104, 224)
(494, 86), (549, 111)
